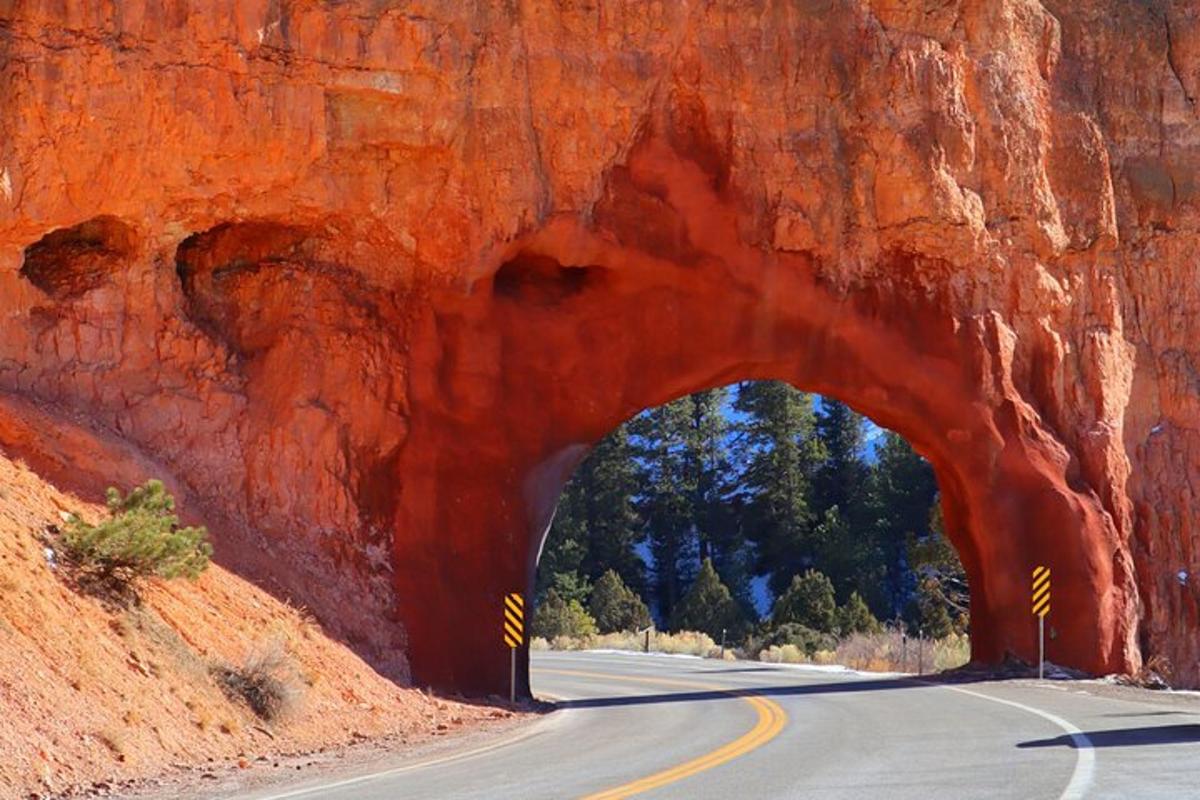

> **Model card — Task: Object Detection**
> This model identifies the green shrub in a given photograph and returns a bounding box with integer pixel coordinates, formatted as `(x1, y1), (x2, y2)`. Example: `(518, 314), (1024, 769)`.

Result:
(836, 591), (882, 636)
(589, 569), (652, 633)
(749, 622), (837, 658)
(772, 569), (837, 633)
(911, 576), (955, 639)
(62, 480), (212, 589)
(532, 589), (598, 639)
(669, 559), (747, 641)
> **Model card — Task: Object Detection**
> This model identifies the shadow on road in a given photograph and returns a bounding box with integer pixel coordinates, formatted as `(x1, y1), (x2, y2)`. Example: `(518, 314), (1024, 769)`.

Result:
(554, 675), (933, 710)
(1017, 724), (1200, 749)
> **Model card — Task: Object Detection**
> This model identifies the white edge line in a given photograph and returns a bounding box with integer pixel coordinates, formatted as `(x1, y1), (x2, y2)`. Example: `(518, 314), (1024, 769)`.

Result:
(247, 704), (570, 800)
(940, 684), (1095, 800)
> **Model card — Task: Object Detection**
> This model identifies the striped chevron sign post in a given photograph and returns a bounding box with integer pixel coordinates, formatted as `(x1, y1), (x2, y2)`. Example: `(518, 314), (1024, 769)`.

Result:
(504, 592), (524, 703)
(1032, 566), (1050, 679)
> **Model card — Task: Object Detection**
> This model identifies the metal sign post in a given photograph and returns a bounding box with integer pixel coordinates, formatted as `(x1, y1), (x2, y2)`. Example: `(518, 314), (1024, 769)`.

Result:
(504, 592), (524, 704)
(1032, 566), (1050, 679)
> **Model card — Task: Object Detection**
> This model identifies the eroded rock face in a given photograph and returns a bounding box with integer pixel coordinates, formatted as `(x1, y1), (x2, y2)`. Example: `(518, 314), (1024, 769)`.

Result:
(1, 1), (1198, 693)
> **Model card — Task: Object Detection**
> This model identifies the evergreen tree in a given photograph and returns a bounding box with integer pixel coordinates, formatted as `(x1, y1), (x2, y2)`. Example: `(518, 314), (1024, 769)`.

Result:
(550, 571), (592, 606)
(812, 399), (868, 514)
(772, 569), (838, 634)
(836, 591), (882, 635)
(536, 488), (587, 602)
(907, 501), (968, 632)
(867, 431), (939, 616)
(911, 577), (955, 639)
(538, 424), (645, 604)
(63, 479), (212, 590)
(811, 399), (884, 604)
(589, 569), (653, 633)
(681, 388), (754, 614)
(631, 398), (699, 622)
(733, 381), (822, 596)
(669, 559), (746, 640)
(575, 426), (646, 593)
(532, 589), (598, 639)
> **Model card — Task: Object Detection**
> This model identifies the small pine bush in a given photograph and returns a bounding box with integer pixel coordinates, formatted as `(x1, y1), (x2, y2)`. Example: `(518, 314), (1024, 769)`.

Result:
(532, 589), (598, 639)
(750, 622), (837, 658)
(62, 479), (212, 590)
(589, 569), (652, 633)
(836, 591), (882, 636)
(669, 559), (747, 640)
(772, 569), (837, 633)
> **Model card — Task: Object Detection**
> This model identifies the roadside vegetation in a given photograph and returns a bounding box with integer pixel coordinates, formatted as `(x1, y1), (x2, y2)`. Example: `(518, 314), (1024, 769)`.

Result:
(59, 479), (211, 601)
(51, 479), (308, 721)
(213, 638), (303, 722)
(531, 628), (970, 674)
(533, 381), (971, 676)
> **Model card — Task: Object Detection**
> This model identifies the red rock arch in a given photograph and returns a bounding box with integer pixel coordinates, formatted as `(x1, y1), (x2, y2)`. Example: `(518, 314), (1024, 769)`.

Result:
(392, 131), (1137, 695)
(3, 1), (1194, 696)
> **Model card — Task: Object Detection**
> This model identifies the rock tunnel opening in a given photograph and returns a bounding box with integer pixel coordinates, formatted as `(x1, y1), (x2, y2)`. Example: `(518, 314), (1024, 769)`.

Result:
(395, 217), (1135, 698)
(528, 380), (970, 669)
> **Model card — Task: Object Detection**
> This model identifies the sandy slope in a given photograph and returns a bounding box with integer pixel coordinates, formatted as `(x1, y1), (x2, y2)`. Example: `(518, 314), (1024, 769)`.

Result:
(0, 452), (515, 798)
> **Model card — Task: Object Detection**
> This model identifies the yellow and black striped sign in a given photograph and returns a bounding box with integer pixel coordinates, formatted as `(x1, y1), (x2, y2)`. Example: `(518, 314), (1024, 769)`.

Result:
(1032, 566), (1050, 618)
(504, 592), (524, 649)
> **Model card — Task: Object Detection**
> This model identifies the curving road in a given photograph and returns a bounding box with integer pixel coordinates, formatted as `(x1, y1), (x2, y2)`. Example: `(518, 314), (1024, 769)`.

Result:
(230, 650), (1200, 800)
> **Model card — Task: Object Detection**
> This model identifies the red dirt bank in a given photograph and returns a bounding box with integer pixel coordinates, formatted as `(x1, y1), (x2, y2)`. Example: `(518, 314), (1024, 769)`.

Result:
(0, 450), (513, 798)
(1, 1), (1199, 694)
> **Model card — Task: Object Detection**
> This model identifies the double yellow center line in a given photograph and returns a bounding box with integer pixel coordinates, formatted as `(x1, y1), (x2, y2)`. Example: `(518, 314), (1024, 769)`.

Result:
(540, 668), (788, 799)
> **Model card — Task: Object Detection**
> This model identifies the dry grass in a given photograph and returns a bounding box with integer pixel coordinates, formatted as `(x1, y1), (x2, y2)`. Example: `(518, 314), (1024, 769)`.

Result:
(96, 729), (128, 762)
(538, 630), (724, 658)
(213, 638), (302, 723)
(539, 627), (970, 675)
(827, 630), (970, 673)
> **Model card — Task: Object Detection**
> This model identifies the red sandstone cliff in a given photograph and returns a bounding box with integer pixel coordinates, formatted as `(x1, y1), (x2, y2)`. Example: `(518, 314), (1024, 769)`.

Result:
(1, 1), (1198, 691)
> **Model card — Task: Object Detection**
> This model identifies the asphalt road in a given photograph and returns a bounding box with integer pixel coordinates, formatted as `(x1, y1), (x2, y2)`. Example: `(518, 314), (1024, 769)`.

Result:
(231, 650), (1200, 799)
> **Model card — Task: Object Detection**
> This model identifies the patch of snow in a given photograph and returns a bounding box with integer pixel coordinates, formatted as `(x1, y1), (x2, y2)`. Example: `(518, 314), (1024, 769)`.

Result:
(760, 660), (908, 680)
(581, 649), (703, 661)
(578, 648), (908, 679)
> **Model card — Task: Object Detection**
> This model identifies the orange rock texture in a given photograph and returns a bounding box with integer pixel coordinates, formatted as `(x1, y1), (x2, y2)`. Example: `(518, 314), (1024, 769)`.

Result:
(1, 1), (1198, 693)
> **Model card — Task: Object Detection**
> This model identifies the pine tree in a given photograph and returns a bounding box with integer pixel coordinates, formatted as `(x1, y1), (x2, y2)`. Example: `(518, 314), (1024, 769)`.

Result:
(631, 399), (699, 622)
(911, 577), (955, 639)
(576, 426), (646, 593)
(536, 484), (587, 602)
(538, 422), (645, 605)
(772, 569), (838, 634)
(836, 591), (882, 635)
(532, 589), (598, 639)
(810, 399), (884, 604)
(589, 569), (652, 633)
(63, 479), (212, 589)
(813, 399), (869, 516)
(867, 431), (939, 617)
(733, 381), (822, 596)
(669, 559), (746, 640)
(680, 388), (754, 614)
(907, 501), (968, 632)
